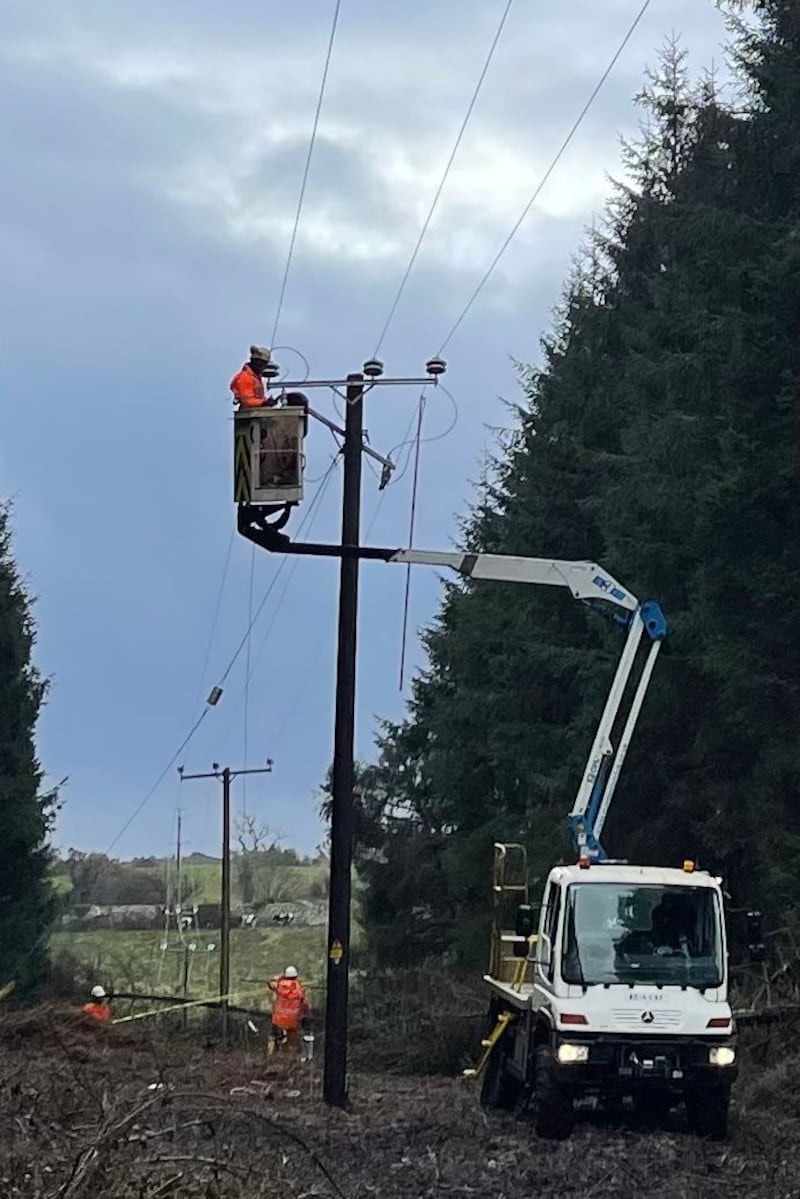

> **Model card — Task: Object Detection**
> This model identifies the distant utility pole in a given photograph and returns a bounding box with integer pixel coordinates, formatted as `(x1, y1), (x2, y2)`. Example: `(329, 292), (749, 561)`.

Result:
(178, 760), (273, 1043)
(236, 355), (446, 1107)
(175, 809), (183, 916)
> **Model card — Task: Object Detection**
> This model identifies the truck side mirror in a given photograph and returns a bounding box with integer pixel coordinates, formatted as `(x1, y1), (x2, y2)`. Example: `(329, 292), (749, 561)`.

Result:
(513, 904), (535, 958)
(747, 910), (765, 963)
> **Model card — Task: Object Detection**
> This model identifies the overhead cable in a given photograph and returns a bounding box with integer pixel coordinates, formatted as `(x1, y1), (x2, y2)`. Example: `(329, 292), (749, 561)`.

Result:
(100, 461), (340, 857)
(437, 0), (653, 354)
(398, 395), (426, 690)
(193, 529), (235, 717)
(372, 0), (514, 357)
(270, 0), (343, 346)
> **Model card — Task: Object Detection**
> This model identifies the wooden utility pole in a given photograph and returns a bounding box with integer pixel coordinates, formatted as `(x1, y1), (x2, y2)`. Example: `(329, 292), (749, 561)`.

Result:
(234, 355), (446, 1106)
(323, 373), (363, 1107)
(178, 761), (273, 1043)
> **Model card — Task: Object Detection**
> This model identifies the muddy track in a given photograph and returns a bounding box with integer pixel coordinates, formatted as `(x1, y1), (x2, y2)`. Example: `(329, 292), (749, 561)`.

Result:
(0, 1009), (793, 1198)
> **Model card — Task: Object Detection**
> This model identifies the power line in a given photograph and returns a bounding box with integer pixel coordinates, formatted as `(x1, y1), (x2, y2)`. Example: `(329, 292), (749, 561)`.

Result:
(437, 0), (653, 354)
(214, 457), (341, 757)
(193, 529), (235, 717)
(372, 0), (515, 357)
(105, 710), (210, 857)
(398, 396), (426, 690)
(215, 457), (340, 693)
(270, 0), (343, 346)
(99, 462), (340, 862)
(264, 434), (415, 753)
(385, 381), (459, 487)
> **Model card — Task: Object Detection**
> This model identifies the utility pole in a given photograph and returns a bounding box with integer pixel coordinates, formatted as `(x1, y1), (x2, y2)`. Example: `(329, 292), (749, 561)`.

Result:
(324, 374), (363, 1107)
(235, 355), (446, 1107)
(178, 761), (273, 1044)
(175, 809), (183, 919)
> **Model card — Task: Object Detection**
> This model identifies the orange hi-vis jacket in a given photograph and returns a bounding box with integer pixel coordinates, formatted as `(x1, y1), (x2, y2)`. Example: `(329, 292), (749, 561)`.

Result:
(268, 977), (309, 1031)
(82, 1001), (111, 1023)
(230, 363), (275, 408)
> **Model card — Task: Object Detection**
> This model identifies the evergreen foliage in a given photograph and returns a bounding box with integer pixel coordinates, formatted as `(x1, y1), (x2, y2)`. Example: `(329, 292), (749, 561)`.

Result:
(0, 503), (57, 996)
(320, 3), (799, 967)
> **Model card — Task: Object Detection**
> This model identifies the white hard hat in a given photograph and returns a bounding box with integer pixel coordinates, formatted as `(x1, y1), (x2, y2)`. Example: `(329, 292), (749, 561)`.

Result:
(283, 966), (298, 979)
(91, 985), (107, 1000)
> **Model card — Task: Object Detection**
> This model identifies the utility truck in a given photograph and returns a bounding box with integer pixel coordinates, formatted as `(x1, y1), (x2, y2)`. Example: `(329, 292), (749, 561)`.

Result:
(376, 551), (751, 1141)
(234, 420), (759, 1139)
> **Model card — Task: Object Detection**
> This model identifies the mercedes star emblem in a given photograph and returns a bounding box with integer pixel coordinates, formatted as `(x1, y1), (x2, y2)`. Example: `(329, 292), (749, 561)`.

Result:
(641, 1011), (655, 1024)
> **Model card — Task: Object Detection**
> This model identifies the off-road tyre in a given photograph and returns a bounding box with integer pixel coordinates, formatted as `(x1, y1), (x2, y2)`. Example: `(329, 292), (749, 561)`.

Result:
(533, 1045), (575, 1140)
(686, 1085), (731, 1140)
(480, 1023), (521, 1111)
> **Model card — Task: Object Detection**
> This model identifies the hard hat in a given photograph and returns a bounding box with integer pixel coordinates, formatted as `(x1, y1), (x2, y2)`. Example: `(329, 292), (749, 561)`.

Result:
(283, 966), (298, 979)
(90, 985), (107, 1000)
(250, 344), (272, 362)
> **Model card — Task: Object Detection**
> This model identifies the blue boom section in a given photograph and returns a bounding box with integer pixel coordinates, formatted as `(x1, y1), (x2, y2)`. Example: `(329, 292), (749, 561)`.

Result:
(567, 600), (667, 862)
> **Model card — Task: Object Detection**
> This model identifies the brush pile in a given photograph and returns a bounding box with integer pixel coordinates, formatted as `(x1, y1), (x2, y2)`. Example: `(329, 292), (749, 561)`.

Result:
(0, 1008), (798, 1198)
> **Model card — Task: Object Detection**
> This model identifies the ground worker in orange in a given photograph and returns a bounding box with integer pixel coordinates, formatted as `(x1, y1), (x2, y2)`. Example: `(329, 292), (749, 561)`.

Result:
(267, 965), (310, 1053)
(230, 344), (276, 408)
(81, 985), (111, 1022)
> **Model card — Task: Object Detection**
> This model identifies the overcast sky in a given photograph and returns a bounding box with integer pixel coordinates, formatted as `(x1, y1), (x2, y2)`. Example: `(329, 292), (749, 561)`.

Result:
(0, 0), (730, 862)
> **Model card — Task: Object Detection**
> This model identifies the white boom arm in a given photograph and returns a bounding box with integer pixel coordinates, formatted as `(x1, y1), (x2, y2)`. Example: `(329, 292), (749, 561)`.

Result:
(387, 548), (666, 860)
(389, 550), (638, 611)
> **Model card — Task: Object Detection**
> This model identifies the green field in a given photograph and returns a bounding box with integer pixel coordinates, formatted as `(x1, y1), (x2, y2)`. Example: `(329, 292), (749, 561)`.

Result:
(49, 861), (328, 906)
(179, 862), (327, 904)
(52, 926), (327, 1007)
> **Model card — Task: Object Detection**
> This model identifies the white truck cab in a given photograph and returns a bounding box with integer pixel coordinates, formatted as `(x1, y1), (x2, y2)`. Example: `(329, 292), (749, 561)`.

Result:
(307, 544), (754, 1139)
(477, 848), (740, 1139)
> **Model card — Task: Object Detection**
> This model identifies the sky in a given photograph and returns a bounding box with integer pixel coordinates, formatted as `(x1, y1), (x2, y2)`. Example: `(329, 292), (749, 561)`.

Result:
(0, 0), (731, 863)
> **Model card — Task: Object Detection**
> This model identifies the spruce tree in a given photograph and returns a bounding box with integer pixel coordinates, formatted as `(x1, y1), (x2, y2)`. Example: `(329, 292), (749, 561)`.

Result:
(334, 4), (799, 965)
(0, 503), (57, 998)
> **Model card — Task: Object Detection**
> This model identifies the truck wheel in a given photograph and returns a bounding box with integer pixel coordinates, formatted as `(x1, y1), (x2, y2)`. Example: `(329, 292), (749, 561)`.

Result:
(686, 1086), (731, 1140)
(480, 1029), (521, 1111)
(533, 1046), (575, 1140)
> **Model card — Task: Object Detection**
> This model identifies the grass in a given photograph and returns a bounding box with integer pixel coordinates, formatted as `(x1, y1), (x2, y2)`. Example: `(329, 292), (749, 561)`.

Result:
(52, 925), (327, 1007)
(181, 862), (327, 905)
(50, 862), (328, 906)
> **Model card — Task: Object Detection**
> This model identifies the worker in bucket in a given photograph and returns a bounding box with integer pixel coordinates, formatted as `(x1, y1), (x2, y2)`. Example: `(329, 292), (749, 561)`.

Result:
(266, 966), (310, 1054)
(81, 985), (112, 1023)
(230, 344), (277, 409)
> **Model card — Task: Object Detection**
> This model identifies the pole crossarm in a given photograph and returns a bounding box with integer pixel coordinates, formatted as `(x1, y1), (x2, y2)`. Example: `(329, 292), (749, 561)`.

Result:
(271, 376), (438, 390)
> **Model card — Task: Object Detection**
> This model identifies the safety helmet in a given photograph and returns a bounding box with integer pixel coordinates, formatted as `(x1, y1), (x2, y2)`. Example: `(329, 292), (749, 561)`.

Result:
(283, 966), (298, 979)
(90, 985), (107, 1000)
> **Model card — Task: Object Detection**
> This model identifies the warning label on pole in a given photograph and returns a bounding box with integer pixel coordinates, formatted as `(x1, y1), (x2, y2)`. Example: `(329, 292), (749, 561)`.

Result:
(329, 939), (343, 964)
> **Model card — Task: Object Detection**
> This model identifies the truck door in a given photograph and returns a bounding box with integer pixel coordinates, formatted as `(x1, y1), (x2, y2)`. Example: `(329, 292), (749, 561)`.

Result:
(536, 881), (562, 990)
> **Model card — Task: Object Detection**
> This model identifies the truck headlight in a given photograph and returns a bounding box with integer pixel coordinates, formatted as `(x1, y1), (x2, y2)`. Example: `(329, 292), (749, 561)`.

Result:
(557, 1043), (589, 1064)
(708, 1046), (736, 1067)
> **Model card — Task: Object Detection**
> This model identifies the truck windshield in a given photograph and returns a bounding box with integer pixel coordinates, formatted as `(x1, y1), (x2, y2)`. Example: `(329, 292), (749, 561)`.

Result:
(562, 883), (723, 988)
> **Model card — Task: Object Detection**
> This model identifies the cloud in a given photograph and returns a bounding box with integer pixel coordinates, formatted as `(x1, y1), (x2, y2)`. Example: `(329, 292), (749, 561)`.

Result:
(1, 0), (727, 286)
(0, 0), (731, 857)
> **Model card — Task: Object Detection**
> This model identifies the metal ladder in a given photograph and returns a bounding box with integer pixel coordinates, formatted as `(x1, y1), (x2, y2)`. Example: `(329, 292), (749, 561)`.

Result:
(489, 843), (535, 986)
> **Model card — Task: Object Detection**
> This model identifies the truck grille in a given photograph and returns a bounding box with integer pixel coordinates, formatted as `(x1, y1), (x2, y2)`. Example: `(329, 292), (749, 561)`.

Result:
(611, 1009), (683, 1030)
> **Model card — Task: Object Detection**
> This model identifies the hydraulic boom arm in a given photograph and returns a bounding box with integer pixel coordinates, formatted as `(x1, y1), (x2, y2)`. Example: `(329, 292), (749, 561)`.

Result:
(387, 549), (667, 861)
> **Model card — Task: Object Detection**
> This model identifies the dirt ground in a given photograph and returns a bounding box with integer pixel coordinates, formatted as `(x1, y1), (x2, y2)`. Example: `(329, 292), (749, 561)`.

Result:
(0, 1009), (796, 1199)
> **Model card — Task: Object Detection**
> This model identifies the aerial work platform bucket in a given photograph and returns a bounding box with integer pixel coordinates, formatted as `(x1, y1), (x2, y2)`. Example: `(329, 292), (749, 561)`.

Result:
(233, 407), (305, 506)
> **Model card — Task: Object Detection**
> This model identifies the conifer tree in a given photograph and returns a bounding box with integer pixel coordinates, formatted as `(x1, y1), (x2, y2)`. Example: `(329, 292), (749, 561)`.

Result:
(0, 503), (57, 997)
(322, 3), (799, 964)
